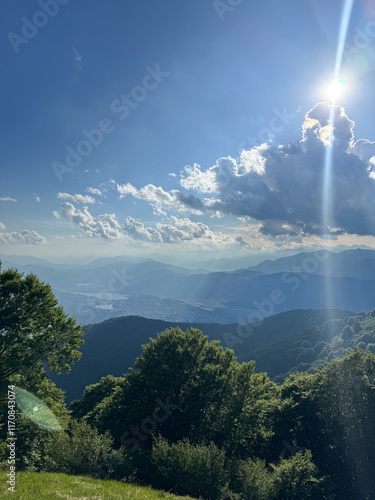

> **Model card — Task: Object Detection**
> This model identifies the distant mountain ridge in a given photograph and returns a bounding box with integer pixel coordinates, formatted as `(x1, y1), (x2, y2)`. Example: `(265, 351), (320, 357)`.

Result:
(248, 248), (375, 279)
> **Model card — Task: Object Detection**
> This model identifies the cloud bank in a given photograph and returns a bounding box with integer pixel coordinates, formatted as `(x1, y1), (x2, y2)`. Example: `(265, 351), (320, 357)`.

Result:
(57, 202), (231, 246)
(55, 103), (375, 248)
(113, 103), (375, 239)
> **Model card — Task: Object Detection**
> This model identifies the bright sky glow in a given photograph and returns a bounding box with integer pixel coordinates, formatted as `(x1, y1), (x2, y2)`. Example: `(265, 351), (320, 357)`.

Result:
(326, 78), (346, 102)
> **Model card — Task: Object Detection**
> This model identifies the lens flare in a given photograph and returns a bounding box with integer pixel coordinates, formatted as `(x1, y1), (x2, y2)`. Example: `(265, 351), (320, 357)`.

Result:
(14, 387), (62, 431)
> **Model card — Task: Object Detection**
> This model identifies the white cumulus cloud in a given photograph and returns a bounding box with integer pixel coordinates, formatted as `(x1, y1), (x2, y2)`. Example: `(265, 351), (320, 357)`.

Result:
(115, 182), (204, 215)
(57, 192), (96, 204)
(85, 187), (103, 196)
(0, 229), (46, 244)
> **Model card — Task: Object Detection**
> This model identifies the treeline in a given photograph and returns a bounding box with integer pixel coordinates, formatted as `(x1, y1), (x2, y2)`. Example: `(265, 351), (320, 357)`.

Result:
(1, 264), (375, 499)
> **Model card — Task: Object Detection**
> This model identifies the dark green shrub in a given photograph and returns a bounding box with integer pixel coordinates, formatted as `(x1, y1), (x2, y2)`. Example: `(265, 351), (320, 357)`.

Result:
(42, 419), (113, 477)
(271, 450), (333, 500)
(152, 437), (226, 499)
(233, 457), (274, 500)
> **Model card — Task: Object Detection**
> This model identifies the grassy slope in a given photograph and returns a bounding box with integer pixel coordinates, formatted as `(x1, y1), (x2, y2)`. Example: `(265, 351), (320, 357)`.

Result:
(0, 472), (195, 500)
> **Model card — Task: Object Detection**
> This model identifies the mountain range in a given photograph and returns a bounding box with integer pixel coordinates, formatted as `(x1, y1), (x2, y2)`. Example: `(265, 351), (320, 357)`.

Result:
(2, 248), (375, 324)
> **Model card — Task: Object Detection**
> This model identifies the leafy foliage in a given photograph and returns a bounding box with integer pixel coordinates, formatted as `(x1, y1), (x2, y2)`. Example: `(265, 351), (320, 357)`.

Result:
(41, 419), (113, 477)
(0, 262), (83, 386)
(152, 437), (226, 499)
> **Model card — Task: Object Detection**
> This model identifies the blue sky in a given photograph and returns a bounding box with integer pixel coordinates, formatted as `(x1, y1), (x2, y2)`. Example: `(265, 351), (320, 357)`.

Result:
(1, 0), (375, 262)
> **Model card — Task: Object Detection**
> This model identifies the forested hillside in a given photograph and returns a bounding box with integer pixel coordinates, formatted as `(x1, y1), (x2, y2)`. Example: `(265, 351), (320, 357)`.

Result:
(48, 309), (352, 402)
(68, 329), (375, 500)
(237, 308), (375, 381)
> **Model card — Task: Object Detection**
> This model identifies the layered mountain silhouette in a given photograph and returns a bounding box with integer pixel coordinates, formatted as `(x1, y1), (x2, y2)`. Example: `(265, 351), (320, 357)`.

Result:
(2, 249), (375, 324)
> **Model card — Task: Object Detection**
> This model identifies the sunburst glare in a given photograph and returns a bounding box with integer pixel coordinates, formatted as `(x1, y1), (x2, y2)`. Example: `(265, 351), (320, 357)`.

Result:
(326, 78), (346, 103)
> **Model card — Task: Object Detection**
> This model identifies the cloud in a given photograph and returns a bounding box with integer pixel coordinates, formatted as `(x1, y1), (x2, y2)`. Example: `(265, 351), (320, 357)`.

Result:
(155, 216), (231, 244)
(168, 172), (176, 177)
(0, 222), (6, 231)
(180, 163), (219, 193)
(57, 202), (231, 246)
(57, 192), (96, 204)
(59, 203), (123, 239)
(85, 187), (103, 196)
(0, 229), (46, 244)
(0, 197), (17, 202)
(160, 102), (375, 239)
(235, 235), (260, 250)
(123, 217), (162, 242)
(115, 182), (204, 215)
(34, 194), (41, 202)
(54, 102), (375, 246)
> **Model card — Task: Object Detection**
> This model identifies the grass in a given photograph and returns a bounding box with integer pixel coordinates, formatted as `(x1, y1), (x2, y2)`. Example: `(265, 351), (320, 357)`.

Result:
(0, 472), (196, 500)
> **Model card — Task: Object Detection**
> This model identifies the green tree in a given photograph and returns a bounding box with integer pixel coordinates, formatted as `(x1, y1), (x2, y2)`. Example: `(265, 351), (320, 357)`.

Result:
(0, 262), (84, 386)
(229, 456), (274, 500)
(70, 375), (123, 420)
(4, 372), (71, 470)
(277, 348), (375, 500)
(89, 327), (278, 458)
(0, 263), (84, 470)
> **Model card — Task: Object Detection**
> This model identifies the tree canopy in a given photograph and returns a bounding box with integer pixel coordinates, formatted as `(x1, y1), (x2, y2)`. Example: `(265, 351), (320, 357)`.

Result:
(0, 262), (84, 385)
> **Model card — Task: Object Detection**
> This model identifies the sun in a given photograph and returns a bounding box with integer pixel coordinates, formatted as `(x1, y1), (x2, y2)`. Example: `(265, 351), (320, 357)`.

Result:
(326, 78), (346, 103)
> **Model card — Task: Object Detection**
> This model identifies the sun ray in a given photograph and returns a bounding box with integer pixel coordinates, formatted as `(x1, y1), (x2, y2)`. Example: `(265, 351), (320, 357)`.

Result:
(322, 0), (354, 309)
